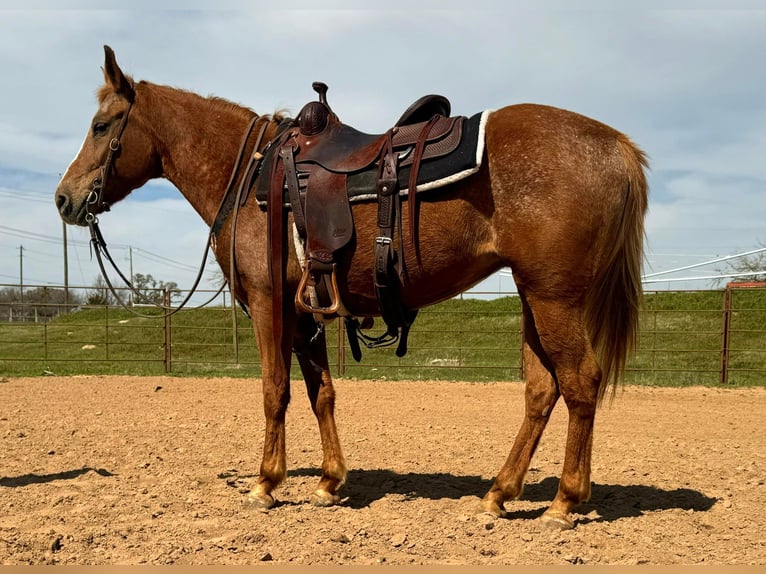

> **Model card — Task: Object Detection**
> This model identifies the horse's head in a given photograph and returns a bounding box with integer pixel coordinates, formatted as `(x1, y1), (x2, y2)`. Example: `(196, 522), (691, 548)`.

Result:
(55, 46), (161, 226)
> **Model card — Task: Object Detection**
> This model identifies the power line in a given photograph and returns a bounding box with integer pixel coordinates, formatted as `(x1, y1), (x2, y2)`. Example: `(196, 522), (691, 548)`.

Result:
(0, 185), (53, 197)
(643, 271), (766, 284)
(0, 185), (194, 214)
(0, 271), (51, 284)
(0, 225), (198, 272)
(15, 251), (61, 263)
(497, 247), (766, 286)
(0, 190), (50, 204)
(0, 225), (93, 247)
(131, 247), (198, 272)
(642, 247), (766, 278)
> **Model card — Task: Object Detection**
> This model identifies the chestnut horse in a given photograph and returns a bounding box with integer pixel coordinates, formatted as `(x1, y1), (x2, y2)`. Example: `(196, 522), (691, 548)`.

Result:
(55, 46), (648, 529)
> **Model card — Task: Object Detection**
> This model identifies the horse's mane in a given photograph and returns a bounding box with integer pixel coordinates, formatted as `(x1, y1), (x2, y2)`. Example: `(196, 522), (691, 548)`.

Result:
(97, 78), (286, 123)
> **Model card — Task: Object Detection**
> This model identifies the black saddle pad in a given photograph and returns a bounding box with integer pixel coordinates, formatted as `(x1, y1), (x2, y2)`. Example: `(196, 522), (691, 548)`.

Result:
(255, 110), (488, 208)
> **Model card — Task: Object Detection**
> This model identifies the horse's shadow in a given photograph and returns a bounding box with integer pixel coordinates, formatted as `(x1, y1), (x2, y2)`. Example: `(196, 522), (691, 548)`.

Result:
(288, 467), (717, 523)
(0, 467), (114, 487)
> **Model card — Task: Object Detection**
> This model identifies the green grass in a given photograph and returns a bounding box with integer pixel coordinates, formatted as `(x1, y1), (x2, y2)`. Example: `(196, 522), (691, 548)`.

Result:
(1, 290), (764, 387)
(627, 290), (766, 386)
(337, 296), (523, 382)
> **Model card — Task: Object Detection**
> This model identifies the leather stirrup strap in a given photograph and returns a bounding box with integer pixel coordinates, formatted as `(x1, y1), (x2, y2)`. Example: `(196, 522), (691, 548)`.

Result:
(376, 134), (398, 239)
(407, 115), (439, 267)
(374, 133), (399, 338)
(267, 154), (287, 364)
(280, 143), (307, 238)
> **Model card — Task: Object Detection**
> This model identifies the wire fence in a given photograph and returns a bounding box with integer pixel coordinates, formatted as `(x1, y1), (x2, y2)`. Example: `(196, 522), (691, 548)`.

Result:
(0, 283), (764, 385)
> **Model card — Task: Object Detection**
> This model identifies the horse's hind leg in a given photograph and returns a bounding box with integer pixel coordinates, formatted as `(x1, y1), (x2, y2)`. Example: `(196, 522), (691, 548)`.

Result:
(294, 314), (347, 506)
(482, 295), (560, 516)
(518, 295), (602, 529)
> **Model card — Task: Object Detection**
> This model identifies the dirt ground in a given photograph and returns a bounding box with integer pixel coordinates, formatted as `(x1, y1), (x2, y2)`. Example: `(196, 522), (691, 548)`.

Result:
(0, 375), (764, 565)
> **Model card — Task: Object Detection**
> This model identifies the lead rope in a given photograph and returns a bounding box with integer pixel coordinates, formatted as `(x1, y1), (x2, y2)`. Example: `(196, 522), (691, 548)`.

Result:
(226, 117), (271, 314)
(87, 219), (223, 319)
(86, 115), (268, 319)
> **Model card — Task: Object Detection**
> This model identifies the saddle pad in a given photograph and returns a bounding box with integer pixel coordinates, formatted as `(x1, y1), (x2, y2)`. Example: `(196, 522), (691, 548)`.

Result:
(255, 109), (491, 208)
(348, 109), (489, 202)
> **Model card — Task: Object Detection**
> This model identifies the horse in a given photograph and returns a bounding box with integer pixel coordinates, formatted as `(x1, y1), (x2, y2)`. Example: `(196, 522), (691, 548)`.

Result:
(55, 46), (648, 530)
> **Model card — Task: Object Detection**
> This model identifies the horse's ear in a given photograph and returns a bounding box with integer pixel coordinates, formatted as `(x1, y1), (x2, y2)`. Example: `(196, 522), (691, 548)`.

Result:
(103, 45), (135, 103)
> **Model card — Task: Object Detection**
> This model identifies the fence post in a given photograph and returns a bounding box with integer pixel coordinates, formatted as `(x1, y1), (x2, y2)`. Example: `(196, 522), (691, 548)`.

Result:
(720, 286), (732, 385)
(230, 291), (240, 365)
(337, 318), (346, 377)
(518, 314), (526, 381)
(163, 288), (172, 373)
(105, 304), (110, 361)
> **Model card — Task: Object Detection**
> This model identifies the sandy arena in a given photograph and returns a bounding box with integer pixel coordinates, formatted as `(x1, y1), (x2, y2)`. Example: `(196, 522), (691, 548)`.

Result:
(0, 375), (764, 565)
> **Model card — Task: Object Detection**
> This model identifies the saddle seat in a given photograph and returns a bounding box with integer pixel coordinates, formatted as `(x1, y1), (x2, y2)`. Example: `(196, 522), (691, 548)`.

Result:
(294, 86), (456, 174)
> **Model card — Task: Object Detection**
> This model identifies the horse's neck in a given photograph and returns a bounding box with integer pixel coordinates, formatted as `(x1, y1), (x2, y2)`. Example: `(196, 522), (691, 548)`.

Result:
(145, 84), (257, 227)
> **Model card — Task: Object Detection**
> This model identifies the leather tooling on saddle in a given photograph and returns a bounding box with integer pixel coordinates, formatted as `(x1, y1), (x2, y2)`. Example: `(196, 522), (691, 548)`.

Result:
(250, 82), (489, 362)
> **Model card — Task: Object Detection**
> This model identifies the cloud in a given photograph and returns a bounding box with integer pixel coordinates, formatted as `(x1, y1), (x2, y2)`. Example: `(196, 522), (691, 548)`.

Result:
(2, 8), (765, 293)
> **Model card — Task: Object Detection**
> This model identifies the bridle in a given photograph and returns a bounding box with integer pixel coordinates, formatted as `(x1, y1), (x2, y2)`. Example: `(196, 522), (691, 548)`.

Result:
(85, 100), (133, 220)
(84, 95), (270, 319)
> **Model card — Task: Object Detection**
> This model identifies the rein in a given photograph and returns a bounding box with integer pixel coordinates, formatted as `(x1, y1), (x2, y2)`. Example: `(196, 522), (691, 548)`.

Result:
(85, 103), (270, 319)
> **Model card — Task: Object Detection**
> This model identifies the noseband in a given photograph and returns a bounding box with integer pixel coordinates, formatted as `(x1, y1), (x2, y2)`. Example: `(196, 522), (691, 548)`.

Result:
(85, 100), (134, 221)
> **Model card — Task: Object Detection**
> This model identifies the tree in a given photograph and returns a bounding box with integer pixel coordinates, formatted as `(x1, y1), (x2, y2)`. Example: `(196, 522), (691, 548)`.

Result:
(130, 273), (180, 305)
(86, 276), (115, 306)
(0, 286), (81, 321)
(24, 286), (81, 319)
(85, 273), (180, 307)
(0, 287), (20, 321)
(715, 242), (766, 285)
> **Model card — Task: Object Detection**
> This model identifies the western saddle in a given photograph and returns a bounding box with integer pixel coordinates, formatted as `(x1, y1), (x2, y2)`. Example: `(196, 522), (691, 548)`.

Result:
(261, 82), (464, 361)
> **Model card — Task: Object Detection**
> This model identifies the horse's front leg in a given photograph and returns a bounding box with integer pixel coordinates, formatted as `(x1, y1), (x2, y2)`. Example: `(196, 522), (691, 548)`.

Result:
(247, 295), (296, 509)
(294, 313), (347, 506)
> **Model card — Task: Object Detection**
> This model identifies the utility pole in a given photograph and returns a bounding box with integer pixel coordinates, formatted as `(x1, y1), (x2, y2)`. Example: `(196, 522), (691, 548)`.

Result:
(62, 221), (69, 305)
(58, 173), (69, 307)
(129, 246), (134, 305)
(19, 245), (24, 305)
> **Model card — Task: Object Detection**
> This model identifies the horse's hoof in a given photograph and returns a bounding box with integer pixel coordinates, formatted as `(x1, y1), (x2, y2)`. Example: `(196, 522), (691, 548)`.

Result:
(541, 510), (574, 530)
(247, 490), (276, 510)
(310, 489), (340, 507)
(478, 499), (507, 518)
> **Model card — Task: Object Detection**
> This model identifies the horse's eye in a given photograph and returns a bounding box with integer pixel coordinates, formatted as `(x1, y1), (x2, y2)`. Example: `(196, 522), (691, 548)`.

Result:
(93, 122), (109, 136)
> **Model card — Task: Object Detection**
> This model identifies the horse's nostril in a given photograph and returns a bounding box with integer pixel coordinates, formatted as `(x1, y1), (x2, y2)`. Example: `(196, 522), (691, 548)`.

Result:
(55, 191), (71, 215)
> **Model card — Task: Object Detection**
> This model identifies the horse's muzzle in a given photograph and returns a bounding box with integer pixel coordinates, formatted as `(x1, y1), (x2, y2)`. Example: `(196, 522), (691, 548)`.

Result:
(55, 188), (88, 226)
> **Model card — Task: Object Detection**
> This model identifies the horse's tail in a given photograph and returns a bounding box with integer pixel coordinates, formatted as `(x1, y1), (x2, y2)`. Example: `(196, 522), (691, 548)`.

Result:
(587, 135), (649, 404)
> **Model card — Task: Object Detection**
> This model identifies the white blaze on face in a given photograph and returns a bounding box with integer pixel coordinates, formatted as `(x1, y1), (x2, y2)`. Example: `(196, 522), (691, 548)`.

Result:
(61, 132), (89, 182)
(61, 95), (115, 183)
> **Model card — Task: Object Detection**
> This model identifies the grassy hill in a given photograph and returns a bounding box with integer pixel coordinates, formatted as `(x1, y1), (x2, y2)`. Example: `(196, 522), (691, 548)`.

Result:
(1, 290), (764, 387)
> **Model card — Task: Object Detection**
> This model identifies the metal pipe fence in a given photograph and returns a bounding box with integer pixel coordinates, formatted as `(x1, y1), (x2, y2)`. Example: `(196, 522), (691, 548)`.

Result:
(0, 283), (764, 385)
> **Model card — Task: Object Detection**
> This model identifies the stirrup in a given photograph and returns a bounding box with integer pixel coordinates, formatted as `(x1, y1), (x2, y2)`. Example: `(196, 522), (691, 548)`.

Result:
(344, 317), (414, 362)
(295, 263), (341, 315)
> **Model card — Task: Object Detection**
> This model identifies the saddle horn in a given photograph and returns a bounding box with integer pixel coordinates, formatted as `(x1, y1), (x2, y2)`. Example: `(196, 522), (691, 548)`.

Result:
(299, 81), (335, 137)
(312, 81), (329, 105)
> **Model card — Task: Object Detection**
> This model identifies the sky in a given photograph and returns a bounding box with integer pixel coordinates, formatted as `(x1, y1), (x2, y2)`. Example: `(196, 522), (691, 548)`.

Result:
(1, 4), (765, 302)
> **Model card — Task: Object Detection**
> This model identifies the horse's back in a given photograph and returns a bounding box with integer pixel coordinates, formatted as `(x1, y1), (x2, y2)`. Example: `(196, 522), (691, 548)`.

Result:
(486, 103), (638, 182)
